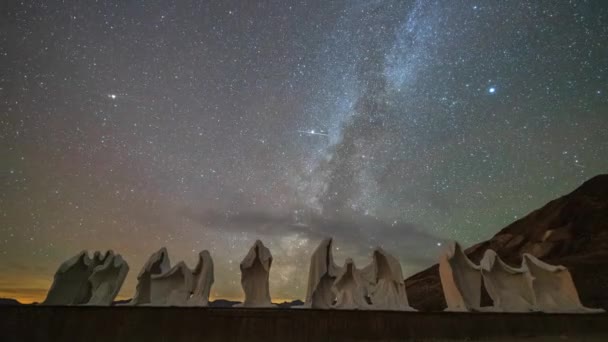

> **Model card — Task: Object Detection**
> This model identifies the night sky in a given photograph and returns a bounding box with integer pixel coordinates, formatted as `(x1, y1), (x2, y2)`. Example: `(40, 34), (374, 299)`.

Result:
(2, 0), (607, 303)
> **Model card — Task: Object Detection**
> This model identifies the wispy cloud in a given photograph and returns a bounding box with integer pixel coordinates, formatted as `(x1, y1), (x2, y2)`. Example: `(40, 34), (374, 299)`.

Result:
(181, 207), (445, 261)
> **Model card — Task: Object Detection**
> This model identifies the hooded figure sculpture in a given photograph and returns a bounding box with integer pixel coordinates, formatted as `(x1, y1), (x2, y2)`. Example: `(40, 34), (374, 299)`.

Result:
(187, 250), (214, 306)
(149, 261), (194, 306)
(332, 258), (371, 310)
(236, 240), (275, 307)
(44, 250), (128, 305)
(302, 238), (341, 309)
(438, 241), (482, 311)
(365, 248), (415, 311)
(131, 247), (215, 306)
(480, 250), (536, 312)
(522, 253), (603, 313)
(86, 252), (129, 305)
(44, 251), (102, 305)
(130, 247), (172, 305)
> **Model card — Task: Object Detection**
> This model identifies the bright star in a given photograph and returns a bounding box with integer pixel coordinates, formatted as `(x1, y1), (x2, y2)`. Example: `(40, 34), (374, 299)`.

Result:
(108, 94), (117, 99)
(297, 129), (328, 137)
(488, 87), (496, 94)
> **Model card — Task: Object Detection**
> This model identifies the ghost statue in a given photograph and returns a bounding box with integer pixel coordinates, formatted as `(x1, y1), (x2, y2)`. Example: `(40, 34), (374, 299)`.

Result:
(130, 247), (172, 305)
(479, 250), (535, 312)
(188, 250), (215, 306)
(86, 253), (129, 305)
(522, 253), (603, 313)
(438, 241), (482, 311)
(130, 247), (214, 306)
(332, 258), (371, 310)
(302, 238), (341, 309)
(43, 250), (129, 306)
(235, 240), (275, 307)
(364, 248), (415, 311)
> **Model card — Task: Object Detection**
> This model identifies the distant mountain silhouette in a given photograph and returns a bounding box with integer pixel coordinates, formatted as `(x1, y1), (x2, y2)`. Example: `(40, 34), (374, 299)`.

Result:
(111, 299), (131, 306)
(0, 298), (21, 306)
(109, 298), (242, 307)
(406, 174), (608, 311)
(276, 299), (304, 308)
(209, 299), (241, 307)
(3, 297), (306, 308)
(209, 299), (305, 308)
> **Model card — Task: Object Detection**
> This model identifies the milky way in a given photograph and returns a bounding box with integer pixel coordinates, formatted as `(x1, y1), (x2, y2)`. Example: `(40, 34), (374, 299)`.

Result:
(2, 0), (607, 302)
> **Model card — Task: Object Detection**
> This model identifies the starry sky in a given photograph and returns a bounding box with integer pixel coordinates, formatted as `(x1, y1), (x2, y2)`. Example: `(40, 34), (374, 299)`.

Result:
(1, 0), (607, 303)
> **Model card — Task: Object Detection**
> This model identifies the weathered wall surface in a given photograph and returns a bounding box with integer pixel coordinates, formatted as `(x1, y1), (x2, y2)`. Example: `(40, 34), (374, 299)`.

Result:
(1, 306), (608, 342)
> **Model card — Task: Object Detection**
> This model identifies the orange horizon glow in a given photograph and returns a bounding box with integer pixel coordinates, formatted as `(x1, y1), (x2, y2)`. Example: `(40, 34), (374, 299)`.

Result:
(1, 288), (297, 305)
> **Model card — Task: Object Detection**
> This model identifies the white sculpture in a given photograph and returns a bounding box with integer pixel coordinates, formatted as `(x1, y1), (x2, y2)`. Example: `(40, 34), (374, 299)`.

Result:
(332, 258), (371, 310)
(364, 248), (415, 311)
(480, 250), (536, 312)
(44, 250), (128, 305)
(149, 261), (194, 306)
(438, 241), (482, 311)
(44, 251), (98, 305)
(85, 252), (129, 306)
(187, 250), (214, 306)
(522, 254), (603, 313)
(131, 247), (215, 306)
(301, 238), (341, 309)
(236, 240), (275, 307)
(130, 247), (171, 305)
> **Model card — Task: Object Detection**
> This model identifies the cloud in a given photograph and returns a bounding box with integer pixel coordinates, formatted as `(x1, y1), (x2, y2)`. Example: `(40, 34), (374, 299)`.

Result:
(180, 206), (444, 261)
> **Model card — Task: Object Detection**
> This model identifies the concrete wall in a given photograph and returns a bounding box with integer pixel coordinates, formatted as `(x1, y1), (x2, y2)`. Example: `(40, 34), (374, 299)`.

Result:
(2, 306), (608, 341)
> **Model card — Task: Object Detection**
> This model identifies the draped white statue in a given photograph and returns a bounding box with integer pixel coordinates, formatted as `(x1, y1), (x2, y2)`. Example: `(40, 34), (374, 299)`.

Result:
(332, 258), (371, 310)
(301, 238), (341, 309)
(130, 247), (171, 305)
(364, 248), (415, 311)
(86, 252), (129, 305)
(480, 250), (536, 312)
(438, 241), (482, 311)
(149, 261), (194, 306)
(236, 240), (275, 307)
(44, 250), (128, 306)
(131, 247), (215, 306)
(523, 253), (603, 313)
(187, 250), (215, 306)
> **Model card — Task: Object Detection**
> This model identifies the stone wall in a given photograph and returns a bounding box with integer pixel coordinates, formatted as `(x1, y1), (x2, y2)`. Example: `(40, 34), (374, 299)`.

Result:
(2, 306), (608, 341)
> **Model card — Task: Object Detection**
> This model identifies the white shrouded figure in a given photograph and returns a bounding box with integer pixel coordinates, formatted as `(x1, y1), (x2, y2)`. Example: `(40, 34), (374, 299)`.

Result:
(86, 252), (129, 305)
(332, 258), (371, 310)
(522, 253), (603, 313)
(438, 241), (482, 311)
(301, 238), (341, 309)
(44, 251), (99, 305)
(44, 250), (129, 305)
(480, 250), (536, 312)
(236, 240), (275, 307)
(131, 247), (216, 306)
(364, 248), (415, 311)
(149, 261), (194, 306)
(187, 250), (214, 306)
(130, 247), (171, 305)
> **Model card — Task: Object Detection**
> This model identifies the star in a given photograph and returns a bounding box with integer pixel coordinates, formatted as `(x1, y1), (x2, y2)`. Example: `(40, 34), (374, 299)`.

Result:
(488, 87), (496, 94)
